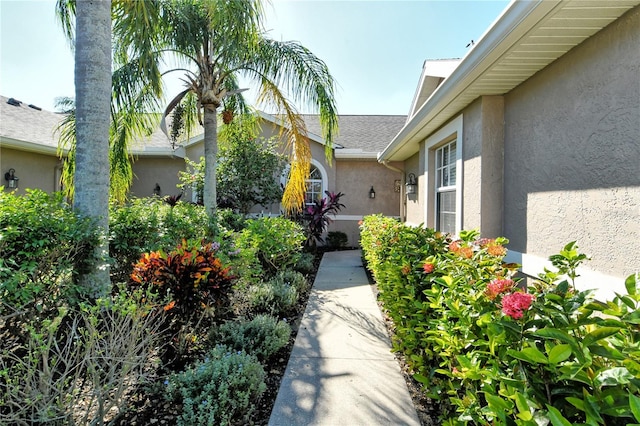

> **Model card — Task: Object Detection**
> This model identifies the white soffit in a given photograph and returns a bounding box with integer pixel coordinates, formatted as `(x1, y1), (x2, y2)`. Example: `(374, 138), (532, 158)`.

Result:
(379, 0), (640, 162)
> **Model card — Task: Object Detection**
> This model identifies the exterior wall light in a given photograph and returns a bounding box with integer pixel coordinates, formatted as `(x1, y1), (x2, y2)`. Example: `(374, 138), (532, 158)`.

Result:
(405, 173), (417, 195)
(369, 186), (376, 199)
(153, 183), (161, 196)
(4, 168), (19, 188)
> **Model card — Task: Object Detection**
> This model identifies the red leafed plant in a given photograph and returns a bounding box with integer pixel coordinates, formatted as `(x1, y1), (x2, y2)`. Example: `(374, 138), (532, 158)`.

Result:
(130, 239), (234, 317)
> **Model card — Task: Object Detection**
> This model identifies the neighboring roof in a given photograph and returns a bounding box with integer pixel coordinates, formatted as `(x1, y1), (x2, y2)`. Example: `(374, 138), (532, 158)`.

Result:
(301, 114), (407, 159)
(408, 59), (461, 119)
(379, 0), (640, 162)
(1, 94), (406, 161)
(0, 96), (66, 155)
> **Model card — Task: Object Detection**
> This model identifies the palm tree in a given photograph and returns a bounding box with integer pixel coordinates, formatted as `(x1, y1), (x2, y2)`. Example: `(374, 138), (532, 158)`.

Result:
(56, 1), (164, 204)
(116, 0), (339, 216)
(73, 0), (112, 296)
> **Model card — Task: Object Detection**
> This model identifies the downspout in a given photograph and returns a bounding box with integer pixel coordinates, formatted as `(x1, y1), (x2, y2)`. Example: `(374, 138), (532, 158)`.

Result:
(381, 160), (406, 222)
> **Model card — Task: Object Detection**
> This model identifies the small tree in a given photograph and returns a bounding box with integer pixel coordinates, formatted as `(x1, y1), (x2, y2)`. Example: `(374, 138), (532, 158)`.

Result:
(179, 115), (287, 215)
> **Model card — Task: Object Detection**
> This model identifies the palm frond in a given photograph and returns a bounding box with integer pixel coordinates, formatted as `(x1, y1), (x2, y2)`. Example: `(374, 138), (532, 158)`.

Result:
(246, 37), (339, 161)
(257, 78), (311, 214)
(55, 0), (76, 49)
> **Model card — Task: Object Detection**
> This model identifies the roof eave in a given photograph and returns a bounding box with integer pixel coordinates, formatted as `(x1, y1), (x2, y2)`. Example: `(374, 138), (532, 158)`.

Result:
(1, 137), (63, 156)
(378, 0), (559, 162)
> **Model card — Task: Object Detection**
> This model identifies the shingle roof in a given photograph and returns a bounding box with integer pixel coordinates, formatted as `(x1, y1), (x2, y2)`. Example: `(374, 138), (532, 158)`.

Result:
(0, 96), (407, 158)
(0, 96), (65, 150)
(300, 114), (407, 153)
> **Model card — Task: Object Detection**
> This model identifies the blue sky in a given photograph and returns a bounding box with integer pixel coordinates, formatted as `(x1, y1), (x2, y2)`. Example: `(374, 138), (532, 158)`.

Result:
(0, 0), (509, 115)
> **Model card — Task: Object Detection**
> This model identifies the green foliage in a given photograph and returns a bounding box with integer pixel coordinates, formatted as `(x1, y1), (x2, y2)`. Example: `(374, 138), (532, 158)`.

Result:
(210, 315), (291, 362)
(294, 251), (316, 274)
(0, 189), (99, 311)
(360, 215), (640, 424)
(109, 197), (214, 281)
(246, 275), (299, 318)
(165, 345), (266, 426)
(234, 216), (305, 277)
(326, 231), (348, 249)
(177, 157), (205, 204)
(218, 115), (287, 214)
(129, 239), (234, 318)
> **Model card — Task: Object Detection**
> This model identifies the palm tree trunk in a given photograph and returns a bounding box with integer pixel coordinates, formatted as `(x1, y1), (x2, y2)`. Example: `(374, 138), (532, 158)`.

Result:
(74, 0), (112, 297)
(202, 104), (218, 217)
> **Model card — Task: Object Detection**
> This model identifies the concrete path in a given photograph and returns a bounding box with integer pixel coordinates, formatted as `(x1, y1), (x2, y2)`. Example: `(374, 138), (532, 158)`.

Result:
(269, 249), (421, 426)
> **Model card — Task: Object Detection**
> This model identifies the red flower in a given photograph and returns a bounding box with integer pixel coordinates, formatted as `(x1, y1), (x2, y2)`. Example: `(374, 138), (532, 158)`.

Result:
(485, 278), (515, 300)
(501, 292), (535, 320)
(423, 262), (435, 274)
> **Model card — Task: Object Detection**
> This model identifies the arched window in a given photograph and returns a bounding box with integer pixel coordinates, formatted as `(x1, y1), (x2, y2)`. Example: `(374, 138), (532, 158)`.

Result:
(281, 160), (328, 210)
(305, 165), (324, 207)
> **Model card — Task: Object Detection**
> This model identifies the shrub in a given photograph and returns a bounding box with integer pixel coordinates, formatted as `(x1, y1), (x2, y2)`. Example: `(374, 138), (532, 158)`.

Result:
(165, 345), (266, 426)
(129, 239), (234, 318)
(360, 217), (640, 424)
(326, 231), (348, 249)
(0, 189), (99, 312)
(0, 289), (164, 425)
(210, 315), (291, 362)
(294, 251), (316, 275)
(303, 191), (345, 248)
(234, 217), (304, 277)
(109, 198), (214, 281)
(246, 276), (299, 318)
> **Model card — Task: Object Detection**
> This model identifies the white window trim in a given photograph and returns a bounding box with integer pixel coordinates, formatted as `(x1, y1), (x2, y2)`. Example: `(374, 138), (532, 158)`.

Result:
(280, 159), (328, 211)
(423, 114), (463, 235)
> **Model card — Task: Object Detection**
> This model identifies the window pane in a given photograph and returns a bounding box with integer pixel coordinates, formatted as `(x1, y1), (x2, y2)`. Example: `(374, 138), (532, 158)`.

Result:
(437, 190), (456, 234)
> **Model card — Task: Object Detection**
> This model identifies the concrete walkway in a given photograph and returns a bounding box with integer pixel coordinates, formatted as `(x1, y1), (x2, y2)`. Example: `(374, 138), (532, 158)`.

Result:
(269, 250), (421, 426)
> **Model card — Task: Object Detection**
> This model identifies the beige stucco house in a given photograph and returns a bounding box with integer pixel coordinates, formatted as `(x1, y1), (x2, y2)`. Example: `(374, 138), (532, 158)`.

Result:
(379, 1), (639, 301)
(0, 96), (405, 246)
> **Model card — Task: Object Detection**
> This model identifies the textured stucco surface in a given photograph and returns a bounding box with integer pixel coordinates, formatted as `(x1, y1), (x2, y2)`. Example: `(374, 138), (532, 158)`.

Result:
(130, 157), (185, 199)
(503, 6), (640, 277)
(462, 100), (483, 231)
(1, 147), (61, 194)
(404, 152), (423, 226)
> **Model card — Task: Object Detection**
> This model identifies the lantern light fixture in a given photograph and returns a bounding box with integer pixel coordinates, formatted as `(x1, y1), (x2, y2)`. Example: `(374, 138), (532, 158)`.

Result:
(4, 168), (18, 188)
(369, 186), (376, 199)
(405, 173), (417, 195)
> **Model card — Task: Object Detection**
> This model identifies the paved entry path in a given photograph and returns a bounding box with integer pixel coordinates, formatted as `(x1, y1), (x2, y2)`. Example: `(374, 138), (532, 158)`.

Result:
(268, 249), (421, 426)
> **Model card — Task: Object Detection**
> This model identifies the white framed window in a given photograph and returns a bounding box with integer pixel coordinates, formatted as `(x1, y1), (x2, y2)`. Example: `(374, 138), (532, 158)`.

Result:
(305, 165), (324, 207)
(435, 140), (457, 234)
(422, 114), (462, 234)
(280, 159), (328, 210)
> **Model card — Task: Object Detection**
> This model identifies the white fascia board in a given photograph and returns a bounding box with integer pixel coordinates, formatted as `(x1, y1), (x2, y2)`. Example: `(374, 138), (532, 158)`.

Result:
(379, 0), (558, 162)
(1, 137), (62, 156)
(131, 146), (186, 158)
(335, 149), (378, 160)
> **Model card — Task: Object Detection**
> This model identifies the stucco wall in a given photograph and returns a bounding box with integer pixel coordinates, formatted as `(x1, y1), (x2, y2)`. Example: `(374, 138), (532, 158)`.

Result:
(1, 147), (61, 194)
(130, 157), (185, 199)
(332, 159), (401, 246)
(404, 152), (423, 226)
(462, 100), (483, 231)
(503, 6), (640, 280)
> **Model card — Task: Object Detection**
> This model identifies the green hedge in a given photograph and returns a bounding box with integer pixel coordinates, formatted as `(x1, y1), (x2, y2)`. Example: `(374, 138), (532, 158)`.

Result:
(360, 215), (640, 425)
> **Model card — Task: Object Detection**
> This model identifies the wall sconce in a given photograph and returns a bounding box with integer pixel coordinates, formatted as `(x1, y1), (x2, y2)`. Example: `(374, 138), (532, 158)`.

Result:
(4, 168), (19, 188)
(153, 183), (161, 196)
(405, 173), (417, 195)
(369, 186), (376, 199)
